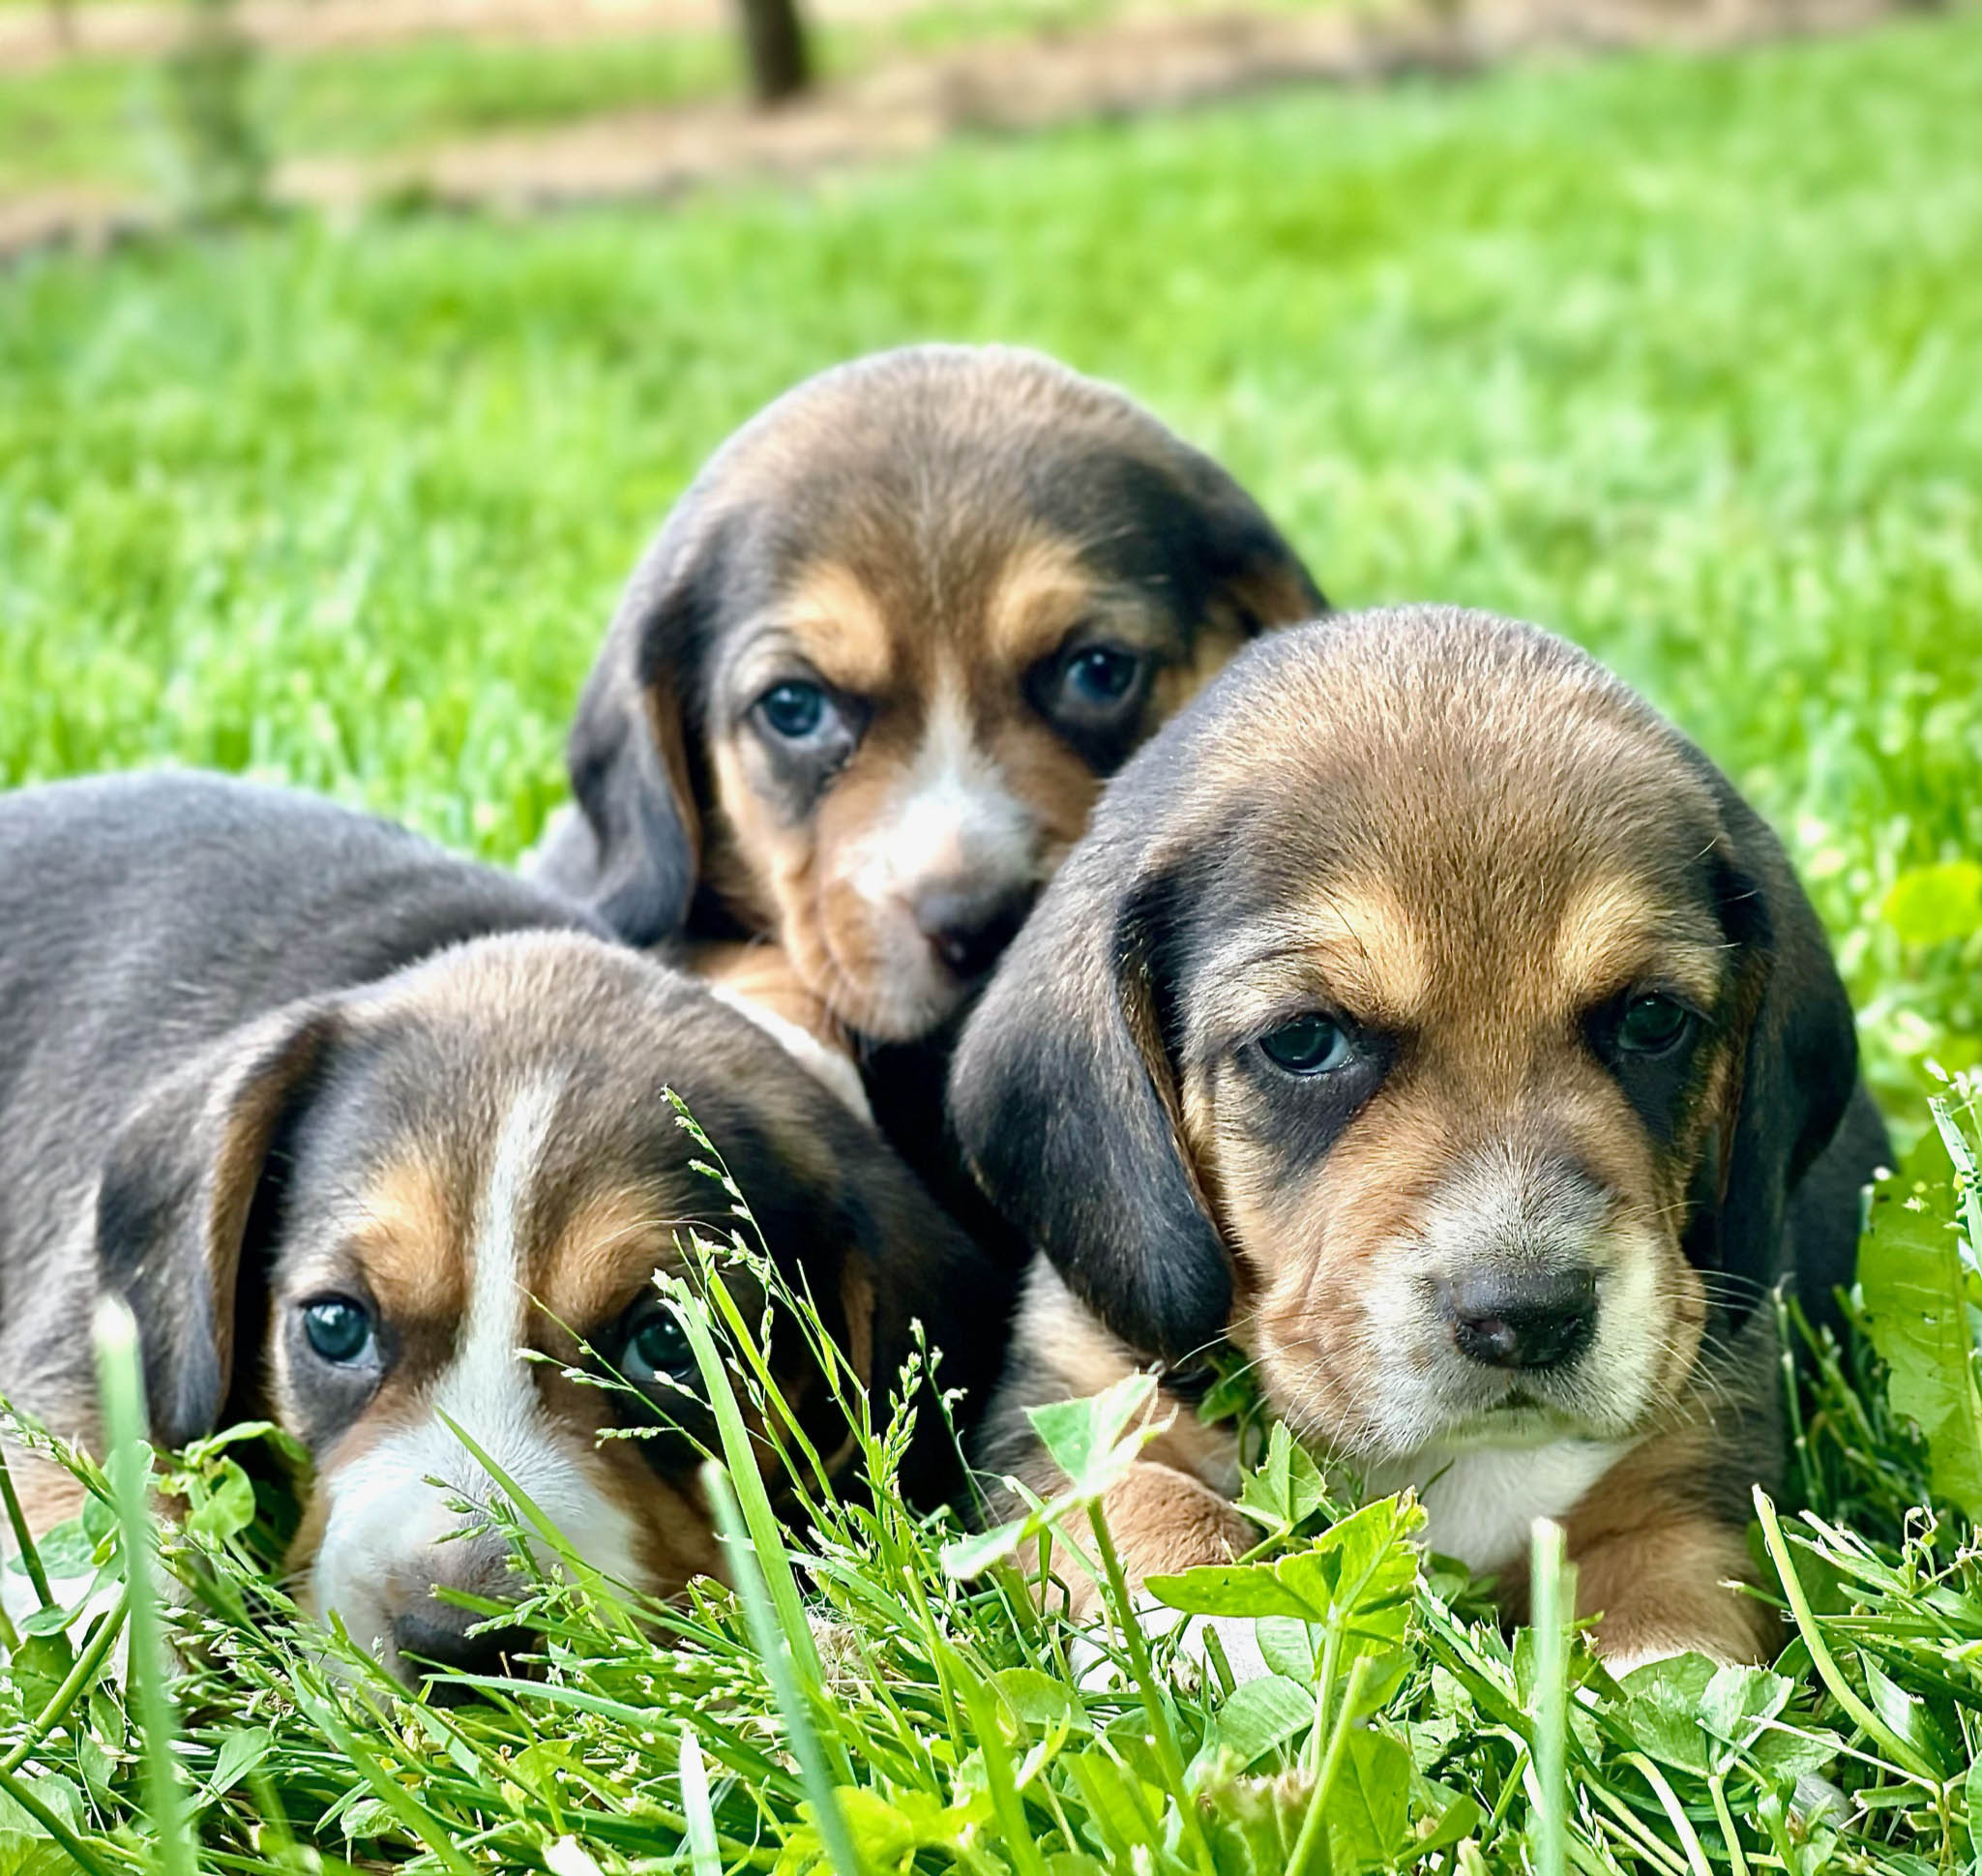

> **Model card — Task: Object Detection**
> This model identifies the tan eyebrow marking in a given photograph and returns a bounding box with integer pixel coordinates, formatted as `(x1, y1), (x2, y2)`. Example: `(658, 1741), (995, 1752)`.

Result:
(779, 560), (897, 696)
(1553, 876), (1726, 1007)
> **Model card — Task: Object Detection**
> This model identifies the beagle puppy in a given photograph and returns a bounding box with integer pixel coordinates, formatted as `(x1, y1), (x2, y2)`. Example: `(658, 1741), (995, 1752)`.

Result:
(532, 342), (1323, 1052)
(0, 774), (1000, 1688)
(951, 607), (1888, 1670)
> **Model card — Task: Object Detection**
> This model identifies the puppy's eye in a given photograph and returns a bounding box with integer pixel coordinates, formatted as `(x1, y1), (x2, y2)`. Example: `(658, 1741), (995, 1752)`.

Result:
(302, 1297), (375, 1367)
(1616, 994), (1694, 1056)
(1065, 645), (1141, 707)
(756, 680), (831, 741)
(1258, 1014), (1354, 1075)
(620, 1306), (697, 1391)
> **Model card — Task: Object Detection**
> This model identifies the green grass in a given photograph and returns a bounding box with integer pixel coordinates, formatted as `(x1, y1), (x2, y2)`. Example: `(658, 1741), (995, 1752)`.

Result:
(3, 11), (1982, 1871)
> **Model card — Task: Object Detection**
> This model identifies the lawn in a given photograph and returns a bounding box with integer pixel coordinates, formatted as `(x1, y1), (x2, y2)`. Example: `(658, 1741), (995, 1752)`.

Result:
(3, 10), (1982, 1871)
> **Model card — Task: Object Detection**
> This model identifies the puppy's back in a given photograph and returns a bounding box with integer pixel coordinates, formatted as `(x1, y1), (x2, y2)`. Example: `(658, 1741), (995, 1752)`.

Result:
(0, 773), (601, 1320)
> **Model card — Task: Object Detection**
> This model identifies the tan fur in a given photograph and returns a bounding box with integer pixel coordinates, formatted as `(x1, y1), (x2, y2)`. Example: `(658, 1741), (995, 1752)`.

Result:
(971, 611), (1853, 1670)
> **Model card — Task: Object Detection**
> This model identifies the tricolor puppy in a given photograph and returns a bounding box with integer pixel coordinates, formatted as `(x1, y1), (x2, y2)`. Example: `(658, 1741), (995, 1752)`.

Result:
(0, 775), (998, 1688)
(951, 608), (1887, 1669)
(533, 343), (1322, 1050)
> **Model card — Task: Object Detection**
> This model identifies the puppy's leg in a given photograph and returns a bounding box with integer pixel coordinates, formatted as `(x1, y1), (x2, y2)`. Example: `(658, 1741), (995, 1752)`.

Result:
(978, 1263), (1253, 1615)
(1559, 1425), (1778, 1671)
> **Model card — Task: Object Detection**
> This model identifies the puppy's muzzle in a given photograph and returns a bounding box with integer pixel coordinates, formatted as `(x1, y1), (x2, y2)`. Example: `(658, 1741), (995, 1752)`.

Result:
(1438, 1266), (1598, 1373)
(393, 1606), (535, 1704)
(911, 878), (1036, 981)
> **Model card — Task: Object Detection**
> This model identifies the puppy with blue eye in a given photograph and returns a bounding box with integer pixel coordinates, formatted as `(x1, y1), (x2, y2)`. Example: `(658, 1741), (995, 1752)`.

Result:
(530, 345), (1322, 1213)
(0, 774), (999, 1690)
(951, 607), (1887, 1669)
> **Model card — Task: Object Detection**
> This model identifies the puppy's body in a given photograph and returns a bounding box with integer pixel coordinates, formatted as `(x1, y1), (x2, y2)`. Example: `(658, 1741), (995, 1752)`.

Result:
(954, 609), (1885, 1668)
(0, 774), (999, 1683)
(534, 343), (1322, 1053)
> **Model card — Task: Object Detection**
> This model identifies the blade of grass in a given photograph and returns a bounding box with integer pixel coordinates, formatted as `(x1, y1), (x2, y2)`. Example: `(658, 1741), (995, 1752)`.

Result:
(666, 1267), (849, 1782)
(702, 1458), (865, 1876)
(678, 1725), (724, 1876)
(0, 1439), (56, 1618)
(1530, 1519), (1573, 1876)
(93, 1296), (197, 1876)
(1753, 1486), (1938, 1783)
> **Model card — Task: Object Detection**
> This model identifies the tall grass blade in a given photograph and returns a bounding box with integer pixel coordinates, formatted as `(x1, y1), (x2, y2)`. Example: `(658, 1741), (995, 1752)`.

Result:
(702, 1459), (865, 1876)
(1530, 1519), (1572, 1876)
(93, 1296), (198, 1876)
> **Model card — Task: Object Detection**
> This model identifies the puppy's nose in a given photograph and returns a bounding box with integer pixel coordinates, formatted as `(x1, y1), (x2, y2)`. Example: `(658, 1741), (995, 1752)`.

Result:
(1441, 1267), (1597, 1372)
(912, 880), (1033, 978)
(393, 1609), (534, 1701)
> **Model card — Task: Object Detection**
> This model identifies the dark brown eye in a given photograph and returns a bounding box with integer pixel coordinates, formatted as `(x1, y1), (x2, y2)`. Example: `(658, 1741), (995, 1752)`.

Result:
(1616, 995), (1692, 1056)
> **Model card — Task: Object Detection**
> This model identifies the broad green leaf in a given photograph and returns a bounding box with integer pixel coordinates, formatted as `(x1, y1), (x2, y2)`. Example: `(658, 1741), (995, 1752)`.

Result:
(1326, 1728), (1414, 1870)
(1234, 1422), (1333, 1539)
(1142, 1562), (1318, 1620)
(991, 1668), (1077, 1731)
(1699, 1664), (1792, 1752)
(1859, 1116), (1982, 1521)
(1027, 1373), (1163, 1497)
(193, 1727), (274, 1807)
(1882, 862), (1982, 947)
(1189, 1674), (1314, 1775)
(186, 1457), (257, 1541)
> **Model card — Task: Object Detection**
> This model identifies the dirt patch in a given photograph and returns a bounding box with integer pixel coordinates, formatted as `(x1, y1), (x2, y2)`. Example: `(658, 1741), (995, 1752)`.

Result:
(1, 0), (1922, 255)
(281, 0), (1907, 212)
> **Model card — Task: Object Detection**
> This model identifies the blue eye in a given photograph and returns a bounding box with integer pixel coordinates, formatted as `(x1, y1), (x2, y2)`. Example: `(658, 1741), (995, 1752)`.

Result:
(302, 1297), (375, 1367)
(1063, 646), (1141, 709)
(1258, 1015), (1353, 1075)
(622, 1309), (695, 1389)
(757, 681), (829, 740)
(1616, 995), (1693, 1056)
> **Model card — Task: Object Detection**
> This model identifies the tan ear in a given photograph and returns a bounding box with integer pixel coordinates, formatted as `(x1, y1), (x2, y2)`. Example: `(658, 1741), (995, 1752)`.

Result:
(94, 1003), (340, 1447)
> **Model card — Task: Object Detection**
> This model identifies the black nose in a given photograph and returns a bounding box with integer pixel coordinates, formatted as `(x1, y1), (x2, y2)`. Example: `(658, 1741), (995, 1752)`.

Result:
(912, 881), (1033, 978)
(1441, 1267), (1598, 1373)
(393, 1610), (534, 1701)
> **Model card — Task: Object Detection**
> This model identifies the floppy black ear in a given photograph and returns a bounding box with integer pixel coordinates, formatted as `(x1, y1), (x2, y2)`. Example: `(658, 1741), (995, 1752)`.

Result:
(1166, 443), (1327, 636)
(1686, 798), (1860, 1329)
(94, 1005), (340, 1448)
(536, 515), (730, 945)
(948, 838), (1231, 1367)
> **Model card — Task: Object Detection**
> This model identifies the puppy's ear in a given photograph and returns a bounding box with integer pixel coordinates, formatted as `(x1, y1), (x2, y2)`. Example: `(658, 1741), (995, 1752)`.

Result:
(1687, 801), (1859, 1327)
(94, 1005), (340, 1448)
(1174, 450), (1326, 636)
(949, 844), (1230, 1366)
(539, 517), (729, 945)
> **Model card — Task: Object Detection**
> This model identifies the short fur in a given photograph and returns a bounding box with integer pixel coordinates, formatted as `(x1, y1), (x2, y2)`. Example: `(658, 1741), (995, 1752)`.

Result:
(533, 343), (1322, 1050)
(952, 608), (1886, 1667)
(0, 774), (1004, 1684)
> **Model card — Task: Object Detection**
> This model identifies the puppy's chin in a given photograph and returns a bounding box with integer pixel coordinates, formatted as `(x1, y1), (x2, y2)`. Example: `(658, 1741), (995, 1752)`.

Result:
(1250, 1230), (1696, 1471)
(790, 889), (978, 1046)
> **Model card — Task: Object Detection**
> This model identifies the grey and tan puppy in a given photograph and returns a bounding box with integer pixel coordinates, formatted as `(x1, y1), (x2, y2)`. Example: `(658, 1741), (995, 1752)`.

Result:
(0, 774), (1001, 1686)
(952, 607), (1886, 1671)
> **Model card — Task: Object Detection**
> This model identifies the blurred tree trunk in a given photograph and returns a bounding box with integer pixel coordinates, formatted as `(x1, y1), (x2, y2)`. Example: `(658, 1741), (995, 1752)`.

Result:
(734, 0), (811, 104)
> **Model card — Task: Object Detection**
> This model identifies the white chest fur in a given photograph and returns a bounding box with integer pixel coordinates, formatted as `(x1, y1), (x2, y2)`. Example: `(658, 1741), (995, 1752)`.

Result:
(1365, 1437), (1635, 1573)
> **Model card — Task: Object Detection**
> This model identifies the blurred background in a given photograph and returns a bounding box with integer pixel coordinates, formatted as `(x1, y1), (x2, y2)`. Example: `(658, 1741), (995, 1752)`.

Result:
(1, 0), (1977, 1132)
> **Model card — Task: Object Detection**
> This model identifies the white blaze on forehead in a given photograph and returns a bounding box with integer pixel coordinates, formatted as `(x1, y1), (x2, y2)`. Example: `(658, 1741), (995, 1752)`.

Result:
(309, 1076), (646, 1678)
(851, 676), (1034, 903)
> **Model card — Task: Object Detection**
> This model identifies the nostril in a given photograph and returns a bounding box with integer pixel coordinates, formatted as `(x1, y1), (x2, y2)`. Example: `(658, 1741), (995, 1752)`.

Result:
(1442, 1268), (1598, 1373)
(911, 883), (1033, 979)
(393, 1612), (534, 1700)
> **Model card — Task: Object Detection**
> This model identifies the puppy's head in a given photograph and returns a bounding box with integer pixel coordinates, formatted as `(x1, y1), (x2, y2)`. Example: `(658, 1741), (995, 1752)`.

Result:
(551, 344), (1321, 1042)
(951, 608), (1858, 1464)
(94, 933), (987, 1685)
